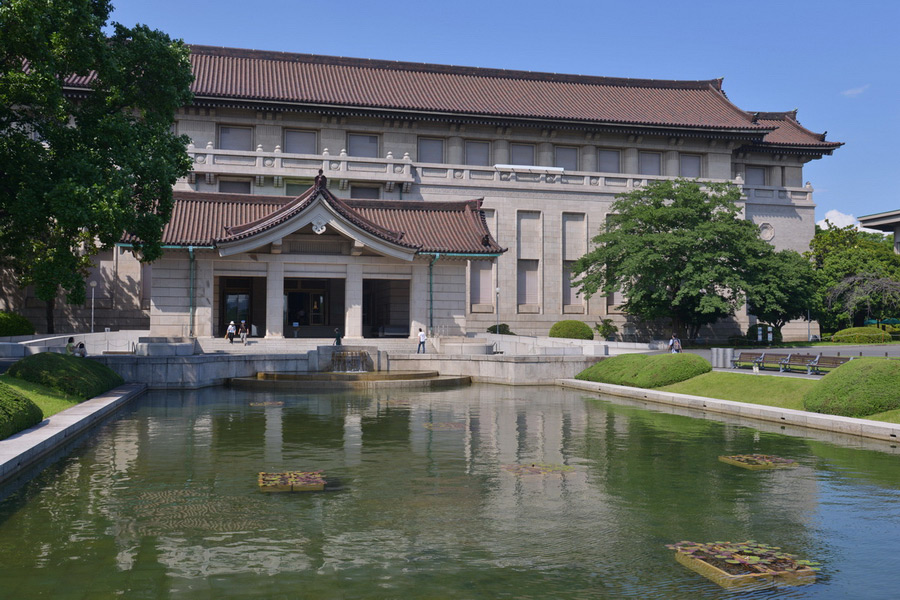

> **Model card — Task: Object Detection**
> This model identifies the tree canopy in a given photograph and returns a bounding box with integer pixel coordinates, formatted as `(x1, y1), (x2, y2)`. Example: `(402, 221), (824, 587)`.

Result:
(745, 249), (817, 330)
(0, 0), (193, 330)
(571, 179), (775, 338)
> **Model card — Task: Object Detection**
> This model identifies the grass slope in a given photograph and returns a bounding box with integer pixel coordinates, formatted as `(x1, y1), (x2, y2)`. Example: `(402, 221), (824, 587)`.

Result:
(6, 353), (123, 400)
(661, 372), (815, 410)
(0, 374), (79, 418)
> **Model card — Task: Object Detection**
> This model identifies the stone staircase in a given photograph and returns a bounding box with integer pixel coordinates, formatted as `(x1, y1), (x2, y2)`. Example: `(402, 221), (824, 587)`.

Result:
(196, 337), (434, 355)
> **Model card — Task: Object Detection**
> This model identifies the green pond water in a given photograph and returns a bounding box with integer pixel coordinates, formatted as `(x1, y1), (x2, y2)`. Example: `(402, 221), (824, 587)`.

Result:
(1, 384), (899, 599)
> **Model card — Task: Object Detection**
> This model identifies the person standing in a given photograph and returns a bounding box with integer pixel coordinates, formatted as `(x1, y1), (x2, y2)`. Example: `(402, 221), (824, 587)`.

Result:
(238, 320), (249, 345)
(668, 333), (682, 354)
(333, 328), (342, 346)
(417, 328), (427, 354)
(226, 321), (236, 344)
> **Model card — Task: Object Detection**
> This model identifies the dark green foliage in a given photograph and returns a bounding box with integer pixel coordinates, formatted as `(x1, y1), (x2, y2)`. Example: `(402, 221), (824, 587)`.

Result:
(803, 358), (900, 417)
(7, 352), (123, 400)
(576, 353), (710, 388)
(0, 311), (35, 336)
(487, 323), (515, 335)
(746, 324), (783, 344)
(0, 381), (43, 439)
(745, 249), (817, 329)
(831, 327), (892, 344)
(548, 320), (594, 340)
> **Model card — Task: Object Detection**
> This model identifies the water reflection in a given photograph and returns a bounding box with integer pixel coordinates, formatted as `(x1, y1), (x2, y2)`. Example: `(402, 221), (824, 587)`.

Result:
(0, 384), (898, 598)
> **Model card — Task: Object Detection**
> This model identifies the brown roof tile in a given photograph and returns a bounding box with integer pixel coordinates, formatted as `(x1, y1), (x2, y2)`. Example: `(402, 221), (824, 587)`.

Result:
(150, 188), (505, 255)
(750, 111), (842, 149)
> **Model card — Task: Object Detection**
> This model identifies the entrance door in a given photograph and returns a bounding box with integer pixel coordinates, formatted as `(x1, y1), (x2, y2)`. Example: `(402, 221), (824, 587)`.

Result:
(283, 278), (334, 337)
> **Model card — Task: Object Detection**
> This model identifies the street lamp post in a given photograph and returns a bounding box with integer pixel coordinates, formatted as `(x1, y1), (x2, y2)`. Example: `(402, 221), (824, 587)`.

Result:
(495, 286), (500, 334)
(90, 280), (97, 333)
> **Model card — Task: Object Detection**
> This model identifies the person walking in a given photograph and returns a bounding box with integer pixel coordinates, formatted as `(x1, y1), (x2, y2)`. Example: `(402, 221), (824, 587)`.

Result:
(333, 328), (342, 346)
(238, 320), (249, 345)
(417, 328), (427, 354)
(226, 321), (236, 344)
(668, 333), (682, 354)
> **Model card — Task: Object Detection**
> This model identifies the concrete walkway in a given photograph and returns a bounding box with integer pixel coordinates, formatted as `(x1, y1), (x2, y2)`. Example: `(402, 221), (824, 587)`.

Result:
(559, 378), (900, 446)
(0, 383), (146, 485)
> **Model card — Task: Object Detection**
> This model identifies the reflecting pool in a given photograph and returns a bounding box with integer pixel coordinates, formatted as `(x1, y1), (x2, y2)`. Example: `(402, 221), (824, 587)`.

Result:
(1, 384), (899, 598)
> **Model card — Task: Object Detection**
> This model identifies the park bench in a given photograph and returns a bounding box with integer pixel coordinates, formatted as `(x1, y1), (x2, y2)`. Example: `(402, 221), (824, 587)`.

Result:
(731, 351), (764, 369)
(758, 353), (789, 370)
(780, 353), (819, 374)
(809, 355), (852, 375)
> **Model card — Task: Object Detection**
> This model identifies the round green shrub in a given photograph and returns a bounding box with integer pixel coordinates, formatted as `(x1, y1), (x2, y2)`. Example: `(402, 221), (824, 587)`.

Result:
(803, 358), (900, 417)
(548, 320), (594, 340)
(831, 326), (892, 344)
(0, 382), (43, 440)
(7, 352), (124, 400)
(746, 324), (782, 344)
(576, 352), (710, 388)
(487, 323), (515, 335)
(0, 311), (35, 337)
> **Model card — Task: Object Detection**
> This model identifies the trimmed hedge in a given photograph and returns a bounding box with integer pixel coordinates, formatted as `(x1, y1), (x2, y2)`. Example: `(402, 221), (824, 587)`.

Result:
(548, 320), (594, 340)
(0, 311), (35, 337)
(0, 382), (43, 440)
(576, 352), (711, 388)
(803, 358), (900, 417)
(6, 352), (124, 400)
(487, 323), (515, 335)
(746, 323), (782, 344)
(831, 326), (892, 344)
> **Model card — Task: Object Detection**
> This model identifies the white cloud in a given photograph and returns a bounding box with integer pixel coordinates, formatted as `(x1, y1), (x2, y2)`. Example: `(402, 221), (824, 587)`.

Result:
(841, 84), (870, 97)
(817, 209), (883, 234)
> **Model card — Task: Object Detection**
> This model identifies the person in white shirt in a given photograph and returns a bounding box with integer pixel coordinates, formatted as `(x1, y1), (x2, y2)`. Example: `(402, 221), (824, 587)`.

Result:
(417, 328), (427, 353)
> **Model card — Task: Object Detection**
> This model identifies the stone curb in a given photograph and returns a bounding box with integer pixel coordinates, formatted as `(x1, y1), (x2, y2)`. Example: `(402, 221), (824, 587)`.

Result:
(557, 379), (900, 444)
(0, 383), (147, 485)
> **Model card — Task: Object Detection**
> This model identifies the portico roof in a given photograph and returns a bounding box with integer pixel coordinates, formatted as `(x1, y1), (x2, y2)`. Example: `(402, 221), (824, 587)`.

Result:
(143, 185), (506, 257)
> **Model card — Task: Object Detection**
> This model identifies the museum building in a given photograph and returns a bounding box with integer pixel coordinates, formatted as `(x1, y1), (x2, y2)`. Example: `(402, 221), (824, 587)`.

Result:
(8, 45), (842, 340)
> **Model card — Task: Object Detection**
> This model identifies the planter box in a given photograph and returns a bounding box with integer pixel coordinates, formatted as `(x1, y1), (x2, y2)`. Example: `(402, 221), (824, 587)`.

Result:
(675, 551), (816, 589)
(258, 471), (326, 493)
(718, 455), (798, 470)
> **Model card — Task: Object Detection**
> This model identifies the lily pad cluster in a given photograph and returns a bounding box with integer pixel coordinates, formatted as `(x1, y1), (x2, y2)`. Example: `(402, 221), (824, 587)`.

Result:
(502, 463), (575, 476)
(423, 422), (466, 431)
(667, 540), (818, 576)
(721, 454), (796, 466)
(258, 471), (325, 492)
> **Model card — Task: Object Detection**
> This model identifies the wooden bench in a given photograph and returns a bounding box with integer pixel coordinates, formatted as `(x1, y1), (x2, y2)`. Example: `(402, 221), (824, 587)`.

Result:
(758, 353), (789, 370)
(731, 351), (764, 369)
(780, 353), (819, 374)
(809, 355), (852, 374)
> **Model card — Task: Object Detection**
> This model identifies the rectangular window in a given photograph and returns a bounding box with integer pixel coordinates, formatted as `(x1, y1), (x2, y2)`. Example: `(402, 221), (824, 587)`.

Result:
(745, 166), (767, 185)
(219, 126), (252, 151)
(350, 185), (380, 199)
(597, 149), (621, 173)
(417, 138), (444, 163)
(680, 154), (702, 178)
(470, 260), (493, 305)
(283, 130), (316, 154)
(517, 259), (539, 305)
(510, 143), (535, 166)
(638, 152), (661, 176)
(554, 146), (578, 171)
(563, 261), (581, 306)
(219, 179), (252, 194)
(348, 133), (379, 158)
(285, 180), (313, 196)
(465, 141), (491, 166)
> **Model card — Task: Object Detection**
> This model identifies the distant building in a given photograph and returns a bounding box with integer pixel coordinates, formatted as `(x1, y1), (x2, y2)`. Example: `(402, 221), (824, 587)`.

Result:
(5, 45), (841, 339)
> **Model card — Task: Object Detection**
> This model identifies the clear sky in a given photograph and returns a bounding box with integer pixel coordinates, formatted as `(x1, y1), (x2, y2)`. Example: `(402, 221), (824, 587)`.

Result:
(109, 0), (899, 227)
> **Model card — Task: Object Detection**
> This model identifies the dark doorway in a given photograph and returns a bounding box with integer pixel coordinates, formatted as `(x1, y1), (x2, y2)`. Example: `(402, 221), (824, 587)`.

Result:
(219, 277), (265, 337)
(362, 279), (410, 338)
(284, 278), (345, 337)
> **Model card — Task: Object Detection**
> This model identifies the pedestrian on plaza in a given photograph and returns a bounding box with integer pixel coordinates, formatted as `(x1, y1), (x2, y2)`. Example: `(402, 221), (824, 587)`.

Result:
(334, 328), (342, 346)
(226, 321), (236, 344)
(238, 320), (249, 345)
(668, 333), (682, 354)
(417, 328), (427, 354)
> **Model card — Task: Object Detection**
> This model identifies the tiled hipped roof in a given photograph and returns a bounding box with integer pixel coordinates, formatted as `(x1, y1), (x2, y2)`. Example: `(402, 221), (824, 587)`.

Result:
(149, 188), (505, 255)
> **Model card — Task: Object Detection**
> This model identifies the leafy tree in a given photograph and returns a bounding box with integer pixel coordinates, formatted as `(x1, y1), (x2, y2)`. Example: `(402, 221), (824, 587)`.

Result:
(571, 179), (770, 339)
(806, 222), (900, 329)
(745, 249), (817, 330)
(827, 274), (900, 324)
(0, 0), (193, 332)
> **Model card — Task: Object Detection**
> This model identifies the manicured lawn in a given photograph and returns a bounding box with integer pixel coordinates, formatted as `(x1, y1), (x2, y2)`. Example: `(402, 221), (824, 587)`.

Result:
(867, 408), (900, 424)
(0, 374), (79, 419)
(660, 372), (816, 411)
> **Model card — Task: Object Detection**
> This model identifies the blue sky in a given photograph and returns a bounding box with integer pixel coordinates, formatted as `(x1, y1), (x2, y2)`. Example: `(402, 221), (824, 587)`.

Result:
(110, 0), (899, 226)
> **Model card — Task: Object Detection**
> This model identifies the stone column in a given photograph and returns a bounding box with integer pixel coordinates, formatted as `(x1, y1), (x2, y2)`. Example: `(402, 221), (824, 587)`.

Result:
(581, 145), (597, 172)
(265, 260), (284, 338)
(447, 136), (463, 164)
(494, 140), (509, 164)
(538, 142), (554, 166)
(623, 148), (639, 174)
(344, 263), (363, 338)
(664, 151), (679, 177)
(410, 262), (428, 335)
(771, 165), (783, 187)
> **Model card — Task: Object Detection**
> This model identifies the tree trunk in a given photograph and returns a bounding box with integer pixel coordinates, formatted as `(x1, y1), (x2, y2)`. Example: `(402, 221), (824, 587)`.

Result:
(45, 296), (55, 334)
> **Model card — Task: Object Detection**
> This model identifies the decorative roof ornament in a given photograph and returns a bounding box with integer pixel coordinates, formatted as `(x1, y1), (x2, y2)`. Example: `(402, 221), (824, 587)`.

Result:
(314, 169), (327, 191)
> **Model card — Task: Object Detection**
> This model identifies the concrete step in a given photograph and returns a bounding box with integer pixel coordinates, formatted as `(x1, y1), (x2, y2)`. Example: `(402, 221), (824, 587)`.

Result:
(195, 337), (434, 355)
